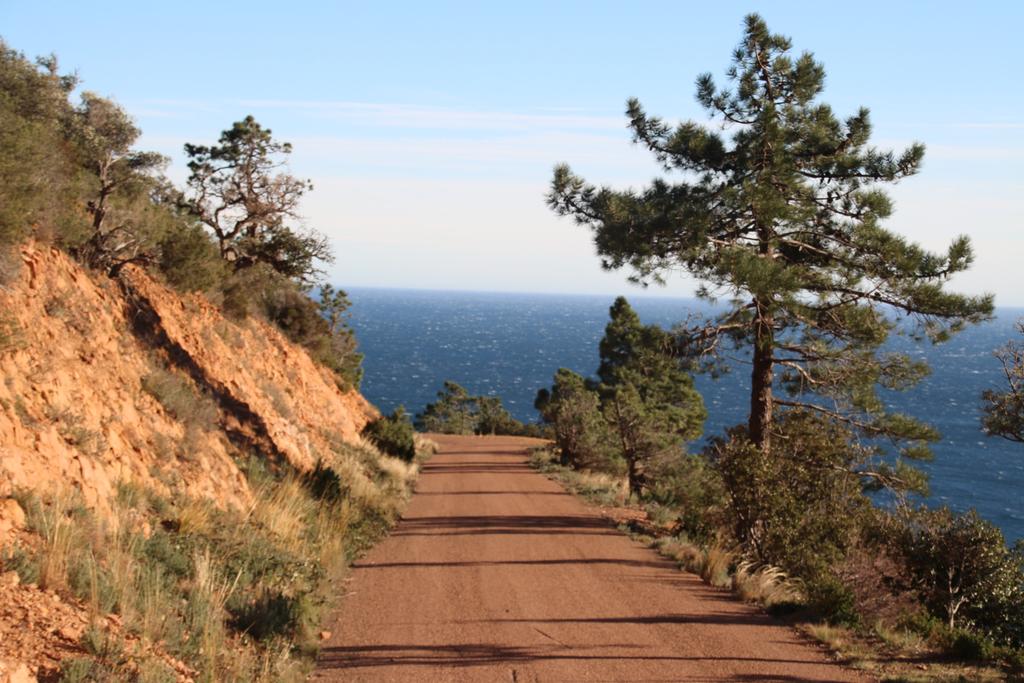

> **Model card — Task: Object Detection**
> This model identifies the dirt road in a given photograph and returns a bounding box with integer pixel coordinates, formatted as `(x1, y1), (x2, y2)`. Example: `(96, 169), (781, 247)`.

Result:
(314, 435), (864, 682)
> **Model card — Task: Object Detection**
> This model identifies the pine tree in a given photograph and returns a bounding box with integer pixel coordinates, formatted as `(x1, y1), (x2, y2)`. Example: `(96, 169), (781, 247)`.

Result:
(982, 321), (1024, 444)
(548, 15), (991, 492)
(597, 297), (705, 496)
(183, 116), (331, 284)
(416, 381), (478, 434)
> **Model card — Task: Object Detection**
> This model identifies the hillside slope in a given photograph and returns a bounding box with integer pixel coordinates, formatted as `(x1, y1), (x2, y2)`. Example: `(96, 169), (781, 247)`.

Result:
(0, 243), (374, 512)
(0, 243), (407, 682)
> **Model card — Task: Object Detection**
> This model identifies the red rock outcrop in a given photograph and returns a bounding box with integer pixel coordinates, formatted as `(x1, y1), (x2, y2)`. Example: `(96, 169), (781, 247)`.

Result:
(0, 243), (376, 512)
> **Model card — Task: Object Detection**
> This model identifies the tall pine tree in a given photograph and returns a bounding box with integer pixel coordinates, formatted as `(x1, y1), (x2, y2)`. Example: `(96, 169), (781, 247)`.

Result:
(548, 15), (991, 491)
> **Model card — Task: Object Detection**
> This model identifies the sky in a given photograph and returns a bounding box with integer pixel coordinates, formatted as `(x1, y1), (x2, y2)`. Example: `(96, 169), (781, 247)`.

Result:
(2, 1), (1022, 303)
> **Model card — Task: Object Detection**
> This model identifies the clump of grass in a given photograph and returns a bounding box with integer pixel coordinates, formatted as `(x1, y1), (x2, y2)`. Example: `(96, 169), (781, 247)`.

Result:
(0, 244), (22, 287)
(18, 491), (87, 591)
(413, 434), (440, 458)
(699, 544), (735, 588)
(531, 449), (629, 507)
(44, 291), (92, 334)
(656, 536), (704, 573)
(0, 314), (24, 354)
(262, 381), (294, 420)
(142, 368), (218, 429)
(873, 619), (926, 652)
(47, 406), (107, 457)
(731, 560), (802, 606)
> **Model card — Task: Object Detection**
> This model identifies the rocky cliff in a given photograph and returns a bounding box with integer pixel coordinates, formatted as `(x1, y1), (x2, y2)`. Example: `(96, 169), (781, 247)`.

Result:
(0, 242), (376, 532)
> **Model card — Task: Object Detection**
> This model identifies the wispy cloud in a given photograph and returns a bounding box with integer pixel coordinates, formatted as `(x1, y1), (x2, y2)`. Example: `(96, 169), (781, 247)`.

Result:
(235, 99), (625, 132)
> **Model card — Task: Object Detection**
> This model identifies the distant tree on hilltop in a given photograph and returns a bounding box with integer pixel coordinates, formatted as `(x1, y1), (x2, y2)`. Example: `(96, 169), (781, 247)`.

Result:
(183, 116), (330, 284)
(72, 92), (169, 273)
(548, 14), (991, 494)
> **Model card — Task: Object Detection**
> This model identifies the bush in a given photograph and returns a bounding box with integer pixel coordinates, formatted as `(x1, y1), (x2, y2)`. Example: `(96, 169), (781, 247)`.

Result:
(806, 573), (860, 627)
(157, 222), (226, 293)
(949, 629), (997, 662)
(534, 368), (613, 468)
(261, 280), (363, 389)
(303, 461), (348, 504)
(0, 42), (81, 248)
(363, 407), (416, 462)
(888, 506), (1024, 646)
(228, 589), (306, 642)
(710, 411), (871, 584)
(646, 454), (724, 545)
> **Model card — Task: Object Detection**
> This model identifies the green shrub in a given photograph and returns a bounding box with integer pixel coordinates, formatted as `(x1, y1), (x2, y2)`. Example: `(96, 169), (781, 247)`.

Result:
(157, 222), (226, 293)
(303, 461), (348, 504)
(888, 507), (1024, 646)
(363, 407), (417, 462)
(806, 573), (860, 627)
(647, 454), (724, 545)
(535, 368), (612, 468)
(710, 411), (871, 583)
(949, 629), (997, 661)
(229, 589), (308, 642)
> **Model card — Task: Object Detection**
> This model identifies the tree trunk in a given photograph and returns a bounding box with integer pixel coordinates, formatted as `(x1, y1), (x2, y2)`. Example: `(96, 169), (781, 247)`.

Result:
(748, 297), (774, 453)
(626, 454), (643, 500)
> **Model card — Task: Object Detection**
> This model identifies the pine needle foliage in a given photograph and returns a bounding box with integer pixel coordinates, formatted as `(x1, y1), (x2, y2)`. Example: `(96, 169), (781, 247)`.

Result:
(982, 320), (1024, 444)
(548, 14), (992, 494)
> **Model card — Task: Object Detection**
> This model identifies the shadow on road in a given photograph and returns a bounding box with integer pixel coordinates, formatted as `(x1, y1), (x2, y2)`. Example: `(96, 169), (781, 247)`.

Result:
(317, 641), (838, 681)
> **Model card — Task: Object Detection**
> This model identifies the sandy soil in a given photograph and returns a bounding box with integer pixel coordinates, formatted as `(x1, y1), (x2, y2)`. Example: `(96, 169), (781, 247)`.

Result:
(313, 435), (866, 682)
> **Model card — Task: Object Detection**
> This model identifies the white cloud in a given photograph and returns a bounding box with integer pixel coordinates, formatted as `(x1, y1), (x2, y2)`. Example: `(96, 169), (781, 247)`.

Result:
(133, 100), (1024, 304)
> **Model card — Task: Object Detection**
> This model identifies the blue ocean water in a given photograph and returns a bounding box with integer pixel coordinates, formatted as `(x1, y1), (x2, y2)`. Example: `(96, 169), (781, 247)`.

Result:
(346, 287), (1024, 542)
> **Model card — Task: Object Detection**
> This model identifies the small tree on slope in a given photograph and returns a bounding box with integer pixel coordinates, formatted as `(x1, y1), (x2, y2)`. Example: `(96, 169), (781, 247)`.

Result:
(548, 14), (991, 491)
(982, 320), (1024, 444)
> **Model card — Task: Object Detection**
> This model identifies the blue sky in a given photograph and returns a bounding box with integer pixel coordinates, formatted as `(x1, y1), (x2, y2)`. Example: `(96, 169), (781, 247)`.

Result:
(3, 1), (1022, 302)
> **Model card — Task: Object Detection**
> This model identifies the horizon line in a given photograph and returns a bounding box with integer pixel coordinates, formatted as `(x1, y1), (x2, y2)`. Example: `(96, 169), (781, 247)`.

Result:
(334, 283), (1024, 311)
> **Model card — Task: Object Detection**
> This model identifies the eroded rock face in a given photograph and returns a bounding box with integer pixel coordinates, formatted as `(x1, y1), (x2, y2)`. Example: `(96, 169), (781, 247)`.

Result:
(0, 244), (375, 511)
(0, 499), (25, 545)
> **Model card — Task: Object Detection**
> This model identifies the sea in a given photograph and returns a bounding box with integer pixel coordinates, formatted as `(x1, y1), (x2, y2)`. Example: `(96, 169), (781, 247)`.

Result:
(345, 287), (1024, 543)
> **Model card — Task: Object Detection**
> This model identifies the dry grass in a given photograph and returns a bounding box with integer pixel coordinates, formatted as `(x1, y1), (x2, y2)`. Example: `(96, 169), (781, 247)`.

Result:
(141, 367), (218, 429)
(656, 536), (705, 573)
(413, 434), (440, 458)
(177, 497), (214, 536)
(8, 426), (422, 681)
(0, 314), (24, 354)
(262, 381), (294, 420)
(872, 619), (927, 653)
(731, 560), (803, 606)
(247, 477), (317, 554)
(700, 544), (735, 588)
(33, 494), (80, 592)
(803, 622), (1010, 682)
(189, 548), (238, 678)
